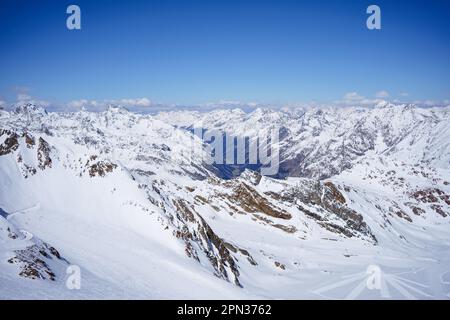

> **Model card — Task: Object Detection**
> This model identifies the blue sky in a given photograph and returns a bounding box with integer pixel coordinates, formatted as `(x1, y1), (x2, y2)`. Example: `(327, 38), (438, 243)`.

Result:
(0, 0), (449, 109)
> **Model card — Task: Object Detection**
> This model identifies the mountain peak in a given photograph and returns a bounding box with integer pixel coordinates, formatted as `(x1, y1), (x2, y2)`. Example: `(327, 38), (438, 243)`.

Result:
(13, 103), (48, 117)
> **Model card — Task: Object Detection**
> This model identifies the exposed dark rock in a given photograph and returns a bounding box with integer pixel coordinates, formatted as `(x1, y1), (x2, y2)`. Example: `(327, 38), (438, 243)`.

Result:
(7, 242), (68, 281)
(274, 261), (286, 270)
(24, 133), (35, 148)
(88, 160), (117, 177)
(324, 181), (346, 204)
(171, 197), (243, 286)
(37, 137), (52, 170)
(280, 181), (376, 243)
(228, 182), (291, 220)
(411, 188), (442, 203)
(431, 205), (447, 217)
(411, 206), (425, 216)
(0, 130), (19, 156)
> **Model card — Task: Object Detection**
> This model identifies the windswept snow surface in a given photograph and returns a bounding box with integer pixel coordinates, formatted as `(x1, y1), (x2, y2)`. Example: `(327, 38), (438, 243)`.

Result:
(1, 103), (450, 299)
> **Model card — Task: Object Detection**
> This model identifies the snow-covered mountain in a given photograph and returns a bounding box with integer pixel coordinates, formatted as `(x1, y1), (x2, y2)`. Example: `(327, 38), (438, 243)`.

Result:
(156, 103), (450, 179)
(1, 103), (449, 299)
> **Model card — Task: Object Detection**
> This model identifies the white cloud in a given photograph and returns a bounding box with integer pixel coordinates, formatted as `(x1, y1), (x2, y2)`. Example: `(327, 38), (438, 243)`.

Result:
(66, 97), (153, 110)
(117, 97), (152, 107)
(343, 92), (364, 101)
(409, 100), (450, 107)
(17, 93), (32, 102)
(375, 90), (390, 98)
(418, 100), (436, 107)
(203, 100), (261, 109)
(67, 99), (89, 109)
(6, 92), (450, 113)
(337, 92), (386, 107)
(399, 92), (409, 97)
(16, 93), (50, 107)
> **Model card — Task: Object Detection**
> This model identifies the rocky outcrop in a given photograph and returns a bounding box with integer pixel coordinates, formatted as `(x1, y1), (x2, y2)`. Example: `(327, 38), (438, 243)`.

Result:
(0, 130), (19, 155)
(37, 137), (52, 170)
(1, 215), (69, 281)
(7, 243), (66, 281)
(229, 183), (291, 220)
(172, 198), (243, 286)
(410, 188), (450, 217)
(278, 181), (377, 243)
(86, 155), (117, 177)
